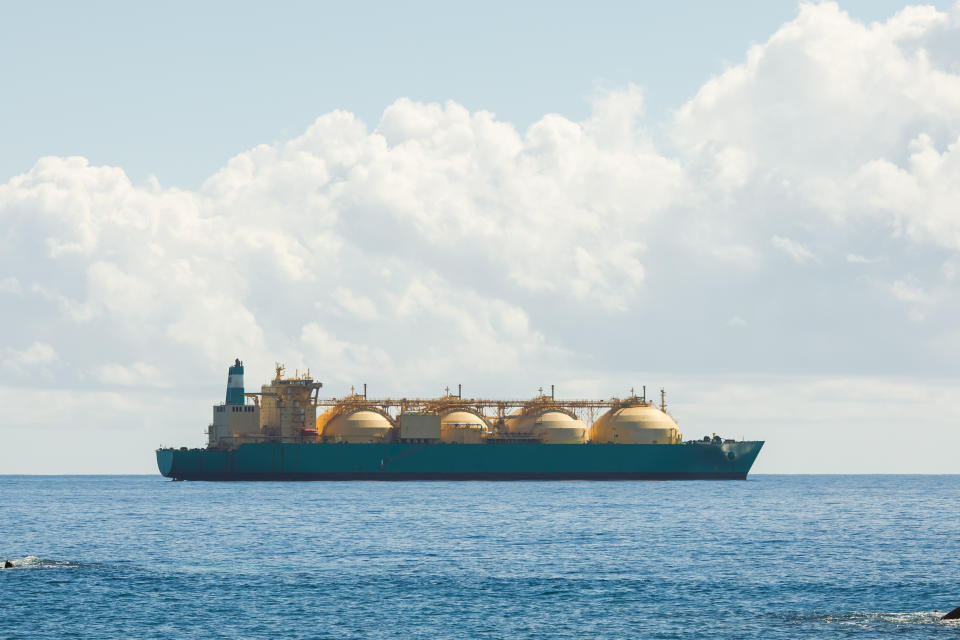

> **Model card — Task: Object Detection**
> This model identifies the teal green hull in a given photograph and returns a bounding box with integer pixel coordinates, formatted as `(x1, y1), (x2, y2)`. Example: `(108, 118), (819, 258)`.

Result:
(156, 441), (763, 480)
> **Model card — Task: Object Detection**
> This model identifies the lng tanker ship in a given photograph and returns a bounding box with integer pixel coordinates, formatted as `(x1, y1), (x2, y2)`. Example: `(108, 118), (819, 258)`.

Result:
(156, 360), (764, 480)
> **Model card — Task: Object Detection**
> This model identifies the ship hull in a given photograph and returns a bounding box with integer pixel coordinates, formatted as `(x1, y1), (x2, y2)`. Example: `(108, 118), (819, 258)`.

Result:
(156, 440), (764, 481)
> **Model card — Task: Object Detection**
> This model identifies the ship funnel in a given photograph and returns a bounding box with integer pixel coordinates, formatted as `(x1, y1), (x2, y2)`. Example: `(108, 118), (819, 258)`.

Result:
(226, 358), (245, 405)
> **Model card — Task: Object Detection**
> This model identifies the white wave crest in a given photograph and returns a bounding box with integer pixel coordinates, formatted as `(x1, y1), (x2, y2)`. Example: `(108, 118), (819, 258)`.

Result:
(2, 556), (77, 569)
(821, 611), (959, 627)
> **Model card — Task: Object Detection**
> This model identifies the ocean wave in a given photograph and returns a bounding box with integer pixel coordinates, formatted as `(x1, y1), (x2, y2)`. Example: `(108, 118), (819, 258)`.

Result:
(793, 611), (960, 627)
(2, 556), (85, 570)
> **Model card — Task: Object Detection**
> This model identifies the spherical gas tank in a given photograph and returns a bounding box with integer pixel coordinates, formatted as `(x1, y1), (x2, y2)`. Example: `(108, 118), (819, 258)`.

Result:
(589, 405), (681, 444)
(320, 408), (393, 443)
(440, 410), (490, 444)
(507, 410), (586, 444)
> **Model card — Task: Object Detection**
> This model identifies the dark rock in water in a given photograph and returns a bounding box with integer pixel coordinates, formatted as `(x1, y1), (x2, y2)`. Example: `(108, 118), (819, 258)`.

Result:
(2, 560), (12, 569)
(943, 606), (960, 620)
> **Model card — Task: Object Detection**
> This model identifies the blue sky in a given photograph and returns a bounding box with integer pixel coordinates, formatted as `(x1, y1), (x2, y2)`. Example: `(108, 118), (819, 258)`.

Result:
(2, 1), (960, 473)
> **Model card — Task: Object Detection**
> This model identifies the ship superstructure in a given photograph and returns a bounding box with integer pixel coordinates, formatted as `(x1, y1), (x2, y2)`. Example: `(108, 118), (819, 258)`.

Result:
(158, 360), (763, 480)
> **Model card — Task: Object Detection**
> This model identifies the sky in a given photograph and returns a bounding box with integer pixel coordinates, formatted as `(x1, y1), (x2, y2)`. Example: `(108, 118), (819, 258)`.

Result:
(2, 1), (960, 473)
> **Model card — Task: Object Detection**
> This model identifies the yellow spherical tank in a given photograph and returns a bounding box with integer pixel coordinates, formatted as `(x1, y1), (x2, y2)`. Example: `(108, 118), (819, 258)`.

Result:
(589, 405), (682, 444)
(507, 410), (586, 444)
(319, 408), (393, 443)
(440, 410), (490, 444)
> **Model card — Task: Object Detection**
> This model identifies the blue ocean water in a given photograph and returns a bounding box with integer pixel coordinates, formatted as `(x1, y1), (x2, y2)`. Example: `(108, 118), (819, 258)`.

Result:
(2, 475), (959, 639)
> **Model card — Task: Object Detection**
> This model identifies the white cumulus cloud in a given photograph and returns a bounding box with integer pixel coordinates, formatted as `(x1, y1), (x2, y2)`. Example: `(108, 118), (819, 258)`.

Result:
(770, 235), (818, 264)
(0, 276), (21, 294)
(3, 342), (58, 378)
(846, 253), (879, 264)
(94, 362), (167, 387)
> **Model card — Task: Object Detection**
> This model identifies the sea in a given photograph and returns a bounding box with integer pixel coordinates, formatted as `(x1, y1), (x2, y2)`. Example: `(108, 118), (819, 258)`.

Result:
(1, 475), (958, 639)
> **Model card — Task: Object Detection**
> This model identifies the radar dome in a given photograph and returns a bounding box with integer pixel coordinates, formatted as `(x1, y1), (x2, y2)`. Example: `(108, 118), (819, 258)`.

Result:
(589, 405), (681, 444)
